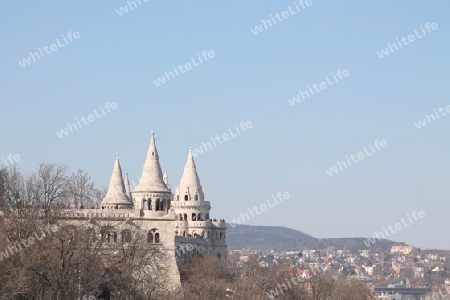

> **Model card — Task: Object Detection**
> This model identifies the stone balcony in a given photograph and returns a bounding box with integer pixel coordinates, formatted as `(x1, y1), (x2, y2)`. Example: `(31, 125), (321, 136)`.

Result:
(171, 201), (211, 207)
(62, 209), (134, 219)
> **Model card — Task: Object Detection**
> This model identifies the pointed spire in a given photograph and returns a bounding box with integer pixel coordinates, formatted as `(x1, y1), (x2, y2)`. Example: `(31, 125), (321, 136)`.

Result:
(124, 173), (132, 199)
(177, 148), (202, 200)
(134, 132), (170, 193)
(100, 156), (133, 208)
(163, 170), (170, 189)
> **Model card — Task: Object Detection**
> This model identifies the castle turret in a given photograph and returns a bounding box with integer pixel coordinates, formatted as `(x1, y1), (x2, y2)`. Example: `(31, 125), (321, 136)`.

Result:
(124, 173), (132, 201)
(100, 155), (133, 209)
(172, 148), (227, 260)
(163, 170), (170, 190)
(173, 148), (211, 224)
(176, 148), (204, 202)
(132, 132), (172, 213)
(134, 132), (170, 193)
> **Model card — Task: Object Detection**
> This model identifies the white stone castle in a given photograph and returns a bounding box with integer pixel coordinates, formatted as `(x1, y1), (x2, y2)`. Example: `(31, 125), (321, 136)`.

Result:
(64, 132), (227, 288)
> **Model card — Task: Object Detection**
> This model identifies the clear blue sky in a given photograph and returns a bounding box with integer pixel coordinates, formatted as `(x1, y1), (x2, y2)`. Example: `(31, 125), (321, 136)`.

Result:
(1, 0), (449, 249)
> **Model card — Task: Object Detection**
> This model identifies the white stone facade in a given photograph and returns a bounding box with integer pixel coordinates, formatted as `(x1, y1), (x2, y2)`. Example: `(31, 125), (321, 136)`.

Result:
(61, 132), (227, 289)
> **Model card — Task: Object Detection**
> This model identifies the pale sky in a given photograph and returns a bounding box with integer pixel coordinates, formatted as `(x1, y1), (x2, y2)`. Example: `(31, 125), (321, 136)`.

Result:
(1, 0), (449, 249)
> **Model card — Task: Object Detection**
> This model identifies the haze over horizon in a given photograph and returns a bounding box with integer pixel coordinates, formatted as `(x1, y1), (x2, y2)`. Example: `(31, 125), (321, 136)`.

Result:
(1, 0), (449, 250)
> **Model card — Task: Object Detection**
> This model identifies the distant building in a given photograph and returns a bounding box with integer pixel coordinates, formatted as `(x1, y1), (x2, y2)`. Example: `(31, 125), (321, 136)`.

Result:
(391, 245), (414, 255)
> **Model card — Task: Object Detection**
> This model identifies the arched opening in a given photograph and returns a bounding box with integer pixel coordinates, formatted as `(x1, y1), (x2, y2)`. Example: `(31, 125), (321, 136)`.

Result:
(192, 213), (196, 221)
(220, 232), (223, 239)
(155, 199), (160, 211)
(100, 226), (114, 243)
(195, 194), (198, 201)
(155, 233), (160, 243)
(197, 213), (201, 220)
(206, 213), (209, 220)
(184, 195), (188, 201)
(147, 232), (153, 243)
(121, 230), (131, 243)
(183, 231), (186, 237)
(148, 199), (152, 210)
(143, 199), (148, 210)
(177, 195), (179, 201)
(179, 213), (182, 220)
(183, 214), (187, 221)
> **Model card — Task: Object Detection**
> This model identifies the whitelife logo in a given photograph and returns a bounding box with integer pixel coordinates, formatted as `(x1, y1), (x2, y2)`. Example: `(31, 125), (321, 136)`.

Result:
(18, 31), (81, 68)
(376, 22), (438, 59)
(191, 121), (253, 157)
(115, 0), (149, 16)
(229, 192), (290, 228)
(56, 102), (118, 139)
(0, 154), (21, 171)
(363, 211), (425, 247)
(153, 50), (215, 87)
(325, 140), (388, 176)
(250, 0), (313, 35)
(414, 105), (450, 129)
(287, 69), (350, 106)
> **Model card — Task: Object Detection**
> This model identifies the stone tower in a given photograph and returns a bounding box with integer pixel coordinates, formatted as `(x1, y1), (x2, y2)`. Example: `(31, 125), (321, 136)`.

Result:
(132, 132), (172, 215)
(172, 148), (227, 260)
(100, 155), (133, 210)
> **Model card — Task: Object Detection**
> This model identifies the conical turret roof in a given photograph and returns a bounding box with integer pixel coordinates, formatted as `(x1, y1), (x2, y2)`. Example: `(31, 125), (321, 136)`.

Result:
(134, 132), (170, 193)
(124, 173), (132, 199)
(101, 155), (133, 207)
(177, 148), (203, 199)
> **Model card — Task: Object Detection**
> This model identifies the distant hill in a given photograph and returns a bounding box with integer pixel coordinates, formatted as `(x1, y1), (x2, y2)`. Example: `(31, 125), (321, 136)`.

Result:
(226, 224), (407, 251)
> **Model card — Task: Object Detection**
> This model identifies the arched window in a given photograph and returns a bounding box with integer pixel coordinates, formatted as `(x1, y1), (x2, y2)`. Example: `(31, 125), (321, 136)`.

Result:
(195, 194), (198, 200)
(197, 213), (201, 220)
(192, 213), (196, 221)
(155, 233), (160, 243)
(143, 199), (148, 210)
(121, 230), (131, 243)
(183, 214), (187, 221)
(100, 226), (114, 242)
(184, 195), (188, 201)
(220, 232), (223, 239)
(155, 199), (160, 211)
(183, 231), (186, 237)
(177, 195), (179, 201)
(147, 232), (153, 243)
(179, 213), (182, 220)
(148, 199), (152, 210)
